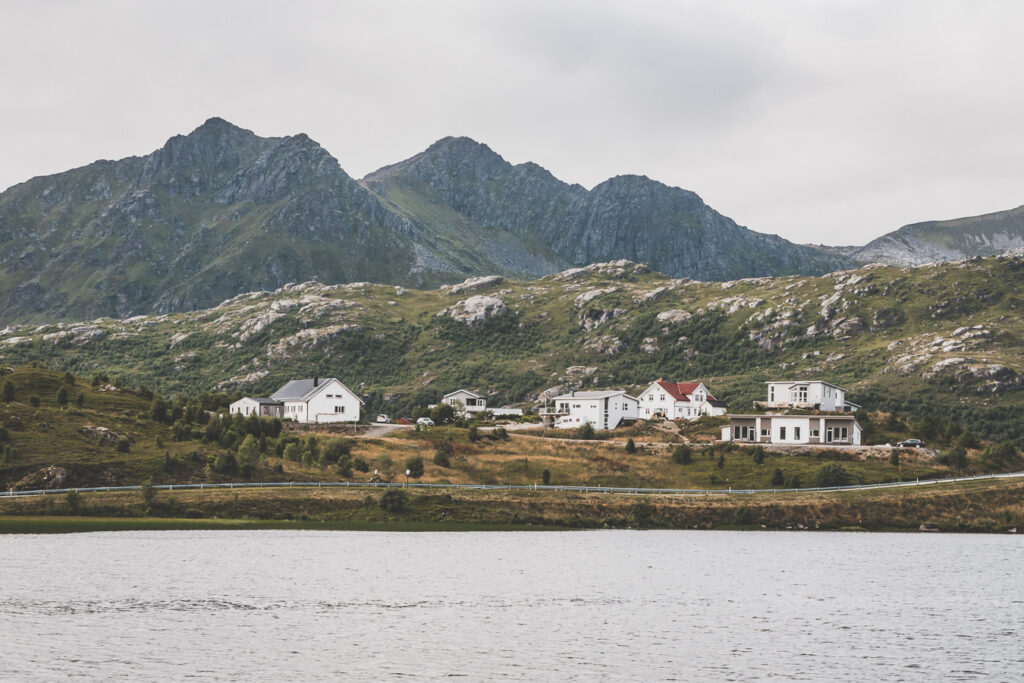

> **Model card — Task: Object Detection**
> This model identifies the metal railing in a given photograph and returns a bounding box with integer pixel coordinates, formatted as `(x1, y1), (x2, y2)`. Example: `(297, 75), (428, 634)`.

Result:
(5, 471), (1024, 499)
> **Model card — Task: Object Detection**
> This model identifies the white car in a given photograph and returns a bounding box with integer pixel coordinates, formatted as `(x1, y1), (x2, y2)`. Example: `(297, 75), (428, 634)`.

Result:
(376, 414), (390, 424)
(416, 417), (435, 427)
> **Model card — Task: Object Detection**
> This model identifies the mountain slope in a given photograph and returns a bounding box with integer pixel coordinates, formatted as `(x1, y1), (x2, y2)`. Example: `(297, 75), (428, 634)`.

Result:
(364, 137), (850, 281)
(1, 120), (854, 324)
(846, 205), (1024, 266)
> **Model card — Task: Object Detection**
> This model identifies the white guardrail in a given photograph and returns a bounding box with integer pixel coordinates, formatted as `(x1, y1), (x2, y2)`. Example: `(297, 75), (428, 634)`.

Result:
(5, 471), (1024, 499)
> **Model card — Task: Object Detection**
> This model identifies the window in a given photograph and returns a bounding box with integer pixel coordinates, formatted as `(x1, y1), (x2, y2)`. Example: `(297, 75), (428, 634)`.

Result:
(840, 427), (848, 441)
(810, 429), (820, 438)
(741, 426), (748, 439)
(761, 429), (770, 437)
(779, 426), (787, 440)
(794, 426), (801, 440)
(734, 425), (741, 439)
(769, 386), (775, 402)
(335, 406), (344, 413)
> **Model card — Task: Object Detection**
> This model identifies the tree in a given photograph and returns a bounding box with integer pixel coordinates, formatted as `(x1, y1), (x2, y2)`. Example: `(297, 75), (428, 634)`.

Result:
(353, 456), (370, 473)
(237, 434), (260, 464)
(751, 446), (765, 465)
(542, 469), (551, 485)
(0, 426), (7, 443)
(468, 426), (481, 443)
(958, 430), (980, 449)
(140, 478), (156, 509)
(76, 392), (85, 408)
(336, 454), (354, 478)
(625, 438), (637, 454)
(377, 454), (394, 478)
(29, 395), (40, 408)
(494, 427), (509, 440)
(1, 381), (13, 402)
(716, 453), (725, 469)
(324, 438), (351, 464)
(785, 473), (802, 489)
(430, 403), (456, 425)
(116, 437), (130, 453)
(946, 445), (968, 470)
(981, 442), (1020, 470)
(770, 468), (785, 486)
(434, 440), (453, 468)
(65, 489), (81, 514)
(151, 397), (169, 423)
(815, 463), (850, 488)
(62, 371), (75, 385)
(55, 386), (69, 407)
(380, 489), (407, 513)
(889, 449), (900, 466)
(283, 442), (303, 462)
(671, 445), (692, 464)
(405, 455), (425, 479)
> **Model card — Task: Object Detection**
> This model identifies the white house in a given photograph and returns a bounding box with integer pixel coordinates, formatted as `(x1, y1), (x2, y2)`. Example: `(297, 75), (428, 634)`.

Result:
(758, 381), (859, 412)
(636, 379), (728, 420)
(441, 389), (488, 415)
(539, 390), (639, 431)
(229, 397), (283, 418)
(721, 414), (862, 446)
(269, 377), (363, 424)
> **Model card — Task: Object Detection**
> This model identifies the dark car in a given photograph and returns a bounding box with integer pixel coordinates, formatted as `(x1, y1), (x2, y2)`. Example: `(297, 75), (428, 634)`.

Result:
(897, 439), (925, 448)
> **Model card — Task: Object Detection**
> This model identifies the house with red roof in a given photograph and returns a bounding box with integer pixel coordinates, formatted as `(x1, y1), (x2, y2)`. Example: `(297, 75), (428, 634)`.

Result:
(636, 379), (728, 420)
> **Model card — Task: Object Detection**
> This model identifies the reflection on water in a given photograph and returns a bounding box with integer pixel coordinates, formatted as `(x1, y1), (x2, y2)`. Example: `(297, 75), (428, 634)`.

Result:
(1, 530), (1021, 681)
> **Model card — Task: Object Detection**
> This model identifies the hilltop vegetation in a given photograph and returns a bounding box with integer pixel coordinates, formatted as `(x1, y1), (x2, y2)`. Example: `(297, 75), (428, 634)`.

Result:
(0, 255), (1021, 448)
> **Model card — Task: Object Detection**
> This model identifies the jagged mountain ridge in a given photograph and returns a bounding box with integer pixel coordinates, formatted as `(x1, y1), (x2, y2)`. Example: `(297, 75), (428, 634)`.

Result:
(364, 136), (850, 281)
(0, 118), (856, 323)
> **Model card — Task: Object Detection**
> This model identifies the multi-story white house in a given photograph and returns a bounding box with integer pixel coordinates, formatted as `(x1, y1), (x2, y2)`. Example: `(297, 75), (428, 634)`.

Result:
(539, 390), (639, 431)
(441, 389), (488, 415)
(758, 381), (858, 412)
(230, 377), (362, 424)
(721, 414), (862, 446)
(636, 379), (728, 420)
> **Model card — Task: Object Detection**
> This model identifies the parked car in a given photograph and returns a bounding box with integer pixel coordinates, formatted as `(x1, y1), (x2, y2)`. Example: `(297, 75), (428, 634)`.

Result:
(897, 439), (925, 448)
(376, 414), (390, 423)
(416, 417), (435, 427)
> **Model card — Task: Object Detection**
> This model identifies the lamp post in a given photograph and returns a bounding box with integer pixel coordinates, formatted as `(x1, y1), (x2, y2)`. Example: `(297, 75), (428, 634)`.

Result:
(405, 468), (410, 487)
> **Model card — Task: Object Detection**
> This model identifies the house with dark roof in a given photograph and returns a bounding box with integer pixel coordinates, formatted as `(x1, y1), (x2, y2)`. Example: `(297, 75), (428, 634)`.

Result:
(230, 377), (363, 424)
(229, 396), (284, 419)
(636, 379), (728, 420)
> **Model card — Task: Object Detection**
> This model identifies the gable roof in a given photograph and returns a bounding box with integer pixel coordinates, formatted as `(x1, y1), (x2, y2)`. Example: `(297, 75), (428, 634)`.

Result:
(444, 389), (484, 400)
(271, 378), (363, 403)
(655, 379), (715, 402)
(552, 390), (635, 401)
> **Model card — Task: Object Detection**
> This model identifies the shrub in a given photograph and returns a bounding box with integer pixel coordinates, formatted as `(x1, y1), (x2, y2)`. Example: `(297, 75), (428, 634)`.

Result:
(140, 478), (156, 508)
(715, 454), (725, 469)
(751, 446), (765, 465)
(29, 395), (40, 408)
(468, 426), (481, 442)
(0, 426), (7, 443)
(404, 455), (425, 479)
(336, 454), (353, 478)
(211, 452), (238, 474)
(770, 468), (785, 486)
(62, 371), (75, 385)
(494, 427), (509, 440)
(239, 462), (257, 480)
(542, 469), (551, 485)
(671, 445), (692, 464)
(958, 431), (980, 449)
(1, 381), (13, 402)
(272, 463), (284, 474)
(981, 442), (1020, 470)
(784, 473), (801, 489)
(377, 454), (394, 478)
(282, 442), (302, 462)
(55, 386), (69, 407)
(625, 438), (636, 454)
(65, 489), (81, 514)
(116, 437), (130, 453)
(945, 445), (968, 470)
(433, 449), (451, 468)
(324, 438), (352, 464)
(353, 456), (370, 472)
(76, 392), (85, 408)
(814, 463), (850, 488)
(380, 489), (407, 513)
(237, 435), (260, 464)
(576, 423), (596, 440)
(888, 449), (900, 466)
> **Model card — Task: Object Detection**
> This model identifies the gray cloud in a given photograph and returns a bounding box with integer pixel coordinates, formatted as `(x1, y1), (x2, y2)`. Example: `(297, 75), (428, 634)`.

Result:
(2, 0), (1023, 245)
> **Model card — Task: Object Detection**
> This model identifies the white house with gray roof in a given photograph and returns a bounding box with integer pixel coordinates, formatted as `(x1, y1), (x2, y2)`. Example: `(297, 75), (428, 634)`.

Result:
(231, 377), (362, 424)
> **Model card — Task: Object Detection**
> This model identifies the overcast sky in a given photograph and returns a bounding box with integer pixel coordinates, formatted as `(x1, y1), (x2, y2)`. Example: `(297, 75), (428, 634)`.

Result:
(2, 0), (1023, 245)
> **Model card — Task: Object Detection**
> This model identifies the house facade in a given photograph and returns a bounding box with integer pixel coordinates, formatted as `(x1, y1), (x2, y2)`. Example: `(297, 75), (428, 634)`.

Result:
(269, 377), (363, 424)
(441, 389), (488, 415)
(721, 414), (862, 446)
(636, 379), (728, 420)
(759, 381), (858, 412)
(229, 397), (283, 418)
(539, 390), (639, 430)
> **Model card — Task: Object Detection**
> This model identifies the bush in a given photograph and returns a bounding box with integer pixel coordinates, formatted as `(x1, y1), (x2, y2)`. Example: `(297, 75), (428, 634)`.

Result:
(751, 446), (765, 465)
(55, 386), (69, 407)
(76, 392), (85, 408)
(336, 455), (353, 478)
(237, 435), (260, 464)
(625, 438), (636, 454)
(542, 469), (551, 485)
(1, 381), (13, 402)
(211, 452), (238, 475)
(715, 454), (725, 469)
(671, 445), (692, 464)
(353, 456), (370, 473)
(0, 426), (7, 443)
(282, 442), (303, 462)
(494, 427), (509, 440)
(814, 463), (850, 488)
(944, 445), (968, 470)
(140, 478), (156, 508)
(433, 449), (451, 468)
(981, 442), (1020, 470)
(770, 468), (785, 487)
(405, 455), (425, 479)
(324, 438), (352, 464)
(576, 423), (596, 440)
(116, 437), (130, 453)
(784, 473), (802, 489)
(65, 489), (81, 514)
(889, 449), (900, 466)
(239, 462), (257, 480)
(272, 463), (284, 474)
(29, 395), (40, 408)
(380, 488), (407, 513)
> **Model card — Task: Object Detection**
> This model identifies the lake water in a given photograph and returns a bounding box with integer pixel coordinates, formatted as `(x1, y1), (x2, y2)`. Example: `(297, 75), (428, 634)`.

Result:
(1, 530), (1021, 681)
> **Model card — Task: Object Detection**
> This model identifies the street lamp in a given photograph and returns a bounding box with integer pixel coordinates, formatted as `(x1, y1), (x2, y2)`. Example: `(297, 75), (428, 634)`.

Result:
(405, 468), (410, 487)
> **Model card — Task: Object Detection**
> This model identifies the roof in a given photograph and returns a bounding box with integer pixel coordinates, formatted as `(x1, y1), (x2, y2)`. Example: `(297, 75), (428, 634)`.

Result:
(443, 389), (484, 400)
(655, 379), (715, 402)
(707, 400), (728, 408)
(727, 413), (860, 423)
(551, 390), (635, 401)
(271, 378), (364, 403)
(250, 397), (283, 405)
(765, 380), (845, 391)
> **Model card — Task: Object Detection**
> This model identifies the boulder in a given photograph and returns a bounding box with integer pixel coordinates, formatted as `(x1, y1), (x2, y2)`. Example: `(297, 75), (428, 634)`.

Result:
(437, 295), (508, 327)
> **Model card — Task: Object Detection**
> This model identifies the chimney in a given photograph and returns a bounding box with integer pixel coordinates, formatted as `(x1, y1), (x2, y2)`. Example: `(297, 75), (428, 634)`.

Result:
(313, 377), (319, 387)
